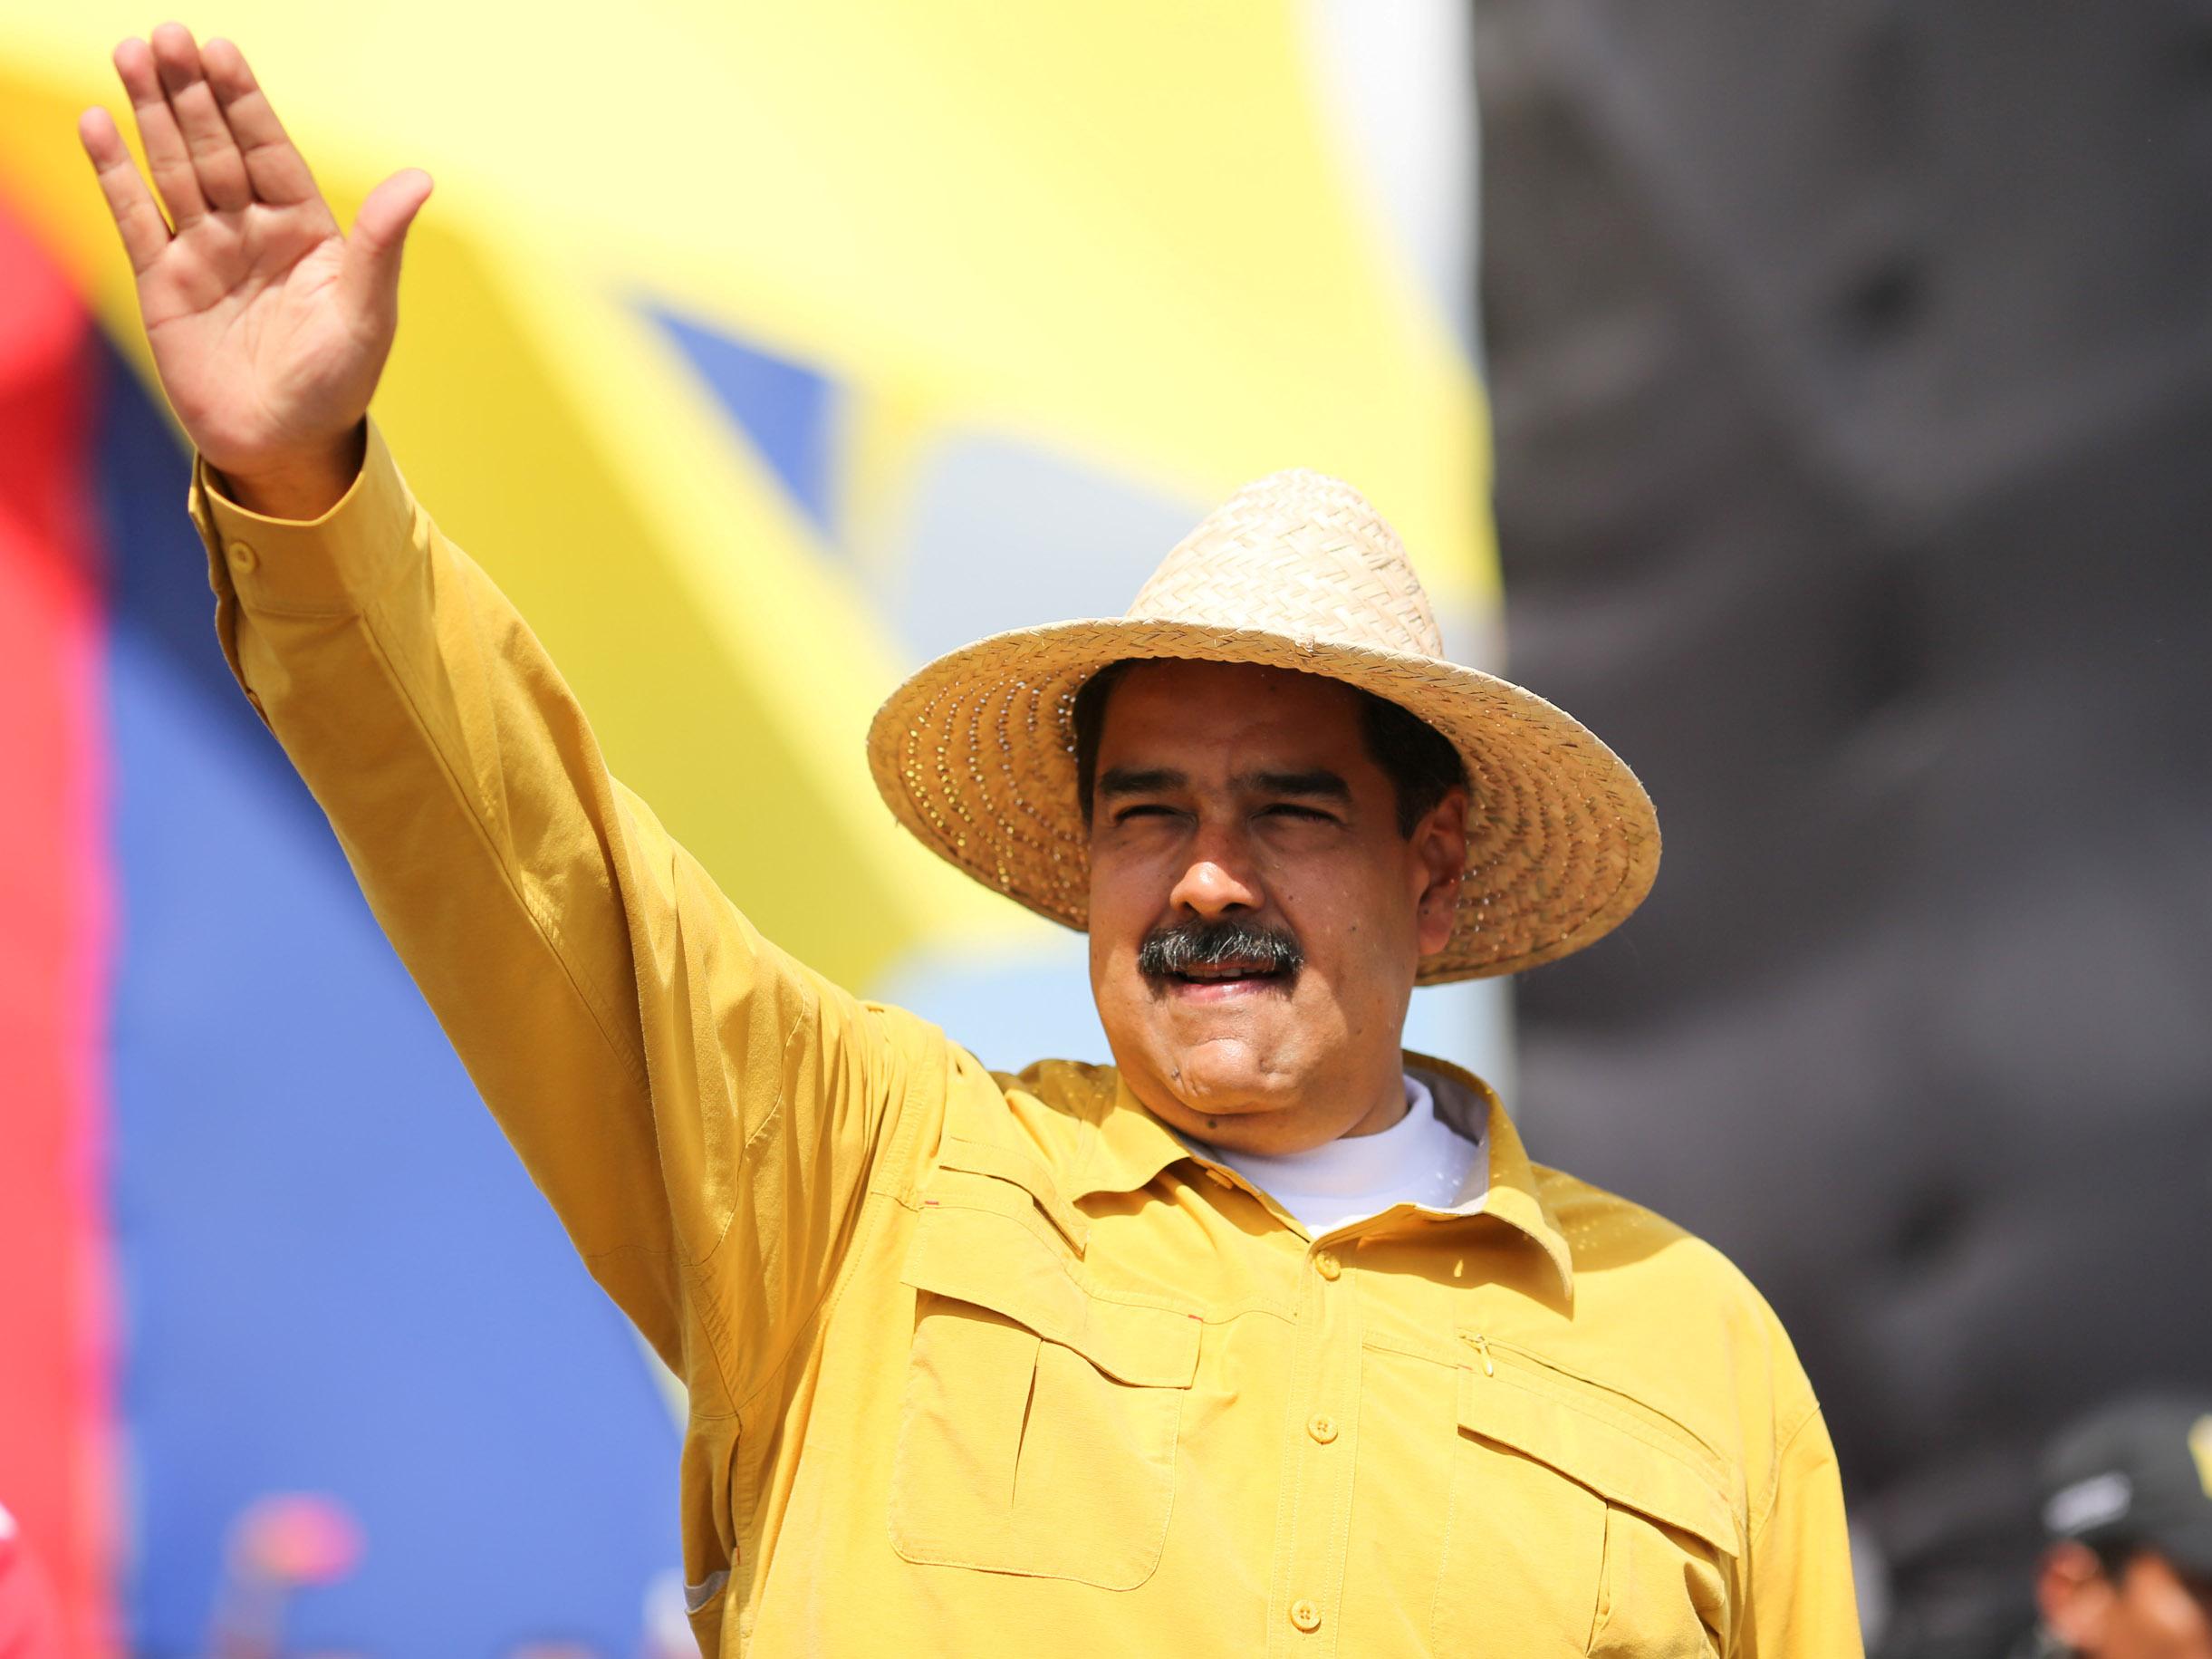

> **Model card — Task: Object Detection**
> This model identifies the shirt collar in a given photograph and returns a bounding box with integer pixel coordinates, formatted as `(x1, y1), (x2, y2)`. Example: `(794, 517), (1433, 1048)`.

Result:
(1406, 1049), (1575, 1297)
(1070, 1052), (1574, 1298)
(1069, 1072), (1197, 1204)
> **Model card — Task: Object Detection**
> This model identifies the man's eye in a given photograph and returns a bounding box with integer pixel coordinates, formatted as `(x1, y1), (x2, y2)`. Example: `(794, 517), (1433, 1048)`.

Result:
(1262, 804), (1335, 823)
(1112, 804), (1178, 824)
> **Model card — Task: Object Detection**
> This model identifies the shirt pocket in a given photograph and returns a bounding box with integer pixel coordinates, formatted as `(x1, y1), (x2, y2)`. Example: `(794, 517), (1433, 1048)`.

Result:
(1435, 1351), (1739, 1657)
(888, 1187), (1201, 1590)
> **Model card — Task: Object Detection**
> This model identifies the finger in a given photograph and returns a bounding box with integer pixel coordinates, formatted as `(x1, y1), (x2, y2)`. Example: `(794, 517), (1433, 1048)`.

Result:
(113, 36), (204, 227)
(149, 22), (251, 213)
(337, 169), (434, 324)
(201, 37), (319, 207)
(78, 107), (173, 275)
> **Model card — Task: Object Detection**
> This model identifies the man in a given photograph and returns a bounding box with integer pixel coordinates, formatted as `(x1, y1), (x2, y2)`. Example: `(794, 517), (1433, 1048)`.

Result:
(2013, 1396), (2212, 1659)
(80, 24), (1861, 1654)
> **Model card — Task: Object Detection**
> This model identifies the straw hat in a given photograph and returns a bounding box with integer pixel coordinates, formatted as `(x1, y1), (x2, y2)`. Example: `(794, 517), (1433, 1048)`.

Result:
(865, 468), (1659, 981)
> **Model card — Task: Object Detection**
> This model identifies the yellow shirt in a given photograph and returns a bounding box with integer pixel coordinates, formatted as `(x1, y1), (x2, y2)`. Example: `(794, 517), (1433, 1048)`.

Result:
(191, 424), (1862, 1657)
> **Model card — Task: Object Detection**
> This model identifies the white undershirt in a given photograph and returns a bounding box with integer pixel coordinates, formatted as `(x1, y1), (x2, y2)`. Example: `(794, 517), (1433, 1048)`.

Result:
(1191, 1074), (1486, 1238)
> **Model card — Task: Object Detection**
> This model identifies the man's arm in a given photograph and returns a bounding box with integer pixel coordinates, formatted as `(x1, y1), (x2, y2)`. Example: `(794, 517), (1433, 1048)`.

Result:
(82, 26), (928, 1403)
(1740, 1403), (1866, 1657)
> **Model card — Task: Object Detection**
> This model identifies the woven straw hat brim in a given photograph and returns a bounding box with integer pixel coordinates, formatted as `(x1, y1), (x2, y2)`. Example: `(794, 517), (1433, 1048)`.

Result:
(866, 617), (1659, 982)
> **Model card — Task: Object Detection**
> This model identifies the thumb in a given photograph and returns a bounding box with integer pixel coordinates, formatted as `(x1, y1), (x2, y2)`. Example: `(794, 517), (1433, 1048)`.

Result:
(338, 168), (433, 325)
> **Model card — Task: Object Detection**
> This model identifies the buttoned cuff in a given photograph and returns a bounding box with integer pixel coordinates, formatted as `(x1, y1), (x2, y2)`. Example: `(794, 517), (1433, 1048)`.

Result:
(190, 419), (422, 616)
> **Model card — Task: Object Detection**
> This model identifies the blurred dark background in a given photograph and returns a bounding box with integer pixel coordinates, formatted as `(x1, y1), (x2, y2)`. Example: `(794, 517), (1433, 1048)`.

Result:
(1473, 2), (2212, 1652)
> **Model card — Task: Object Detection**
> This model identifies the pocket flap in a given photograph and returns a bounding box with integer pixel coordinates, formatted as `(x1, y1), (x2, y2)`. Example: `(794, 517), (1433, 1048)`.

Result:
(1457, 1363), (1738, 1558)
(901, 1203), (1199, 1388)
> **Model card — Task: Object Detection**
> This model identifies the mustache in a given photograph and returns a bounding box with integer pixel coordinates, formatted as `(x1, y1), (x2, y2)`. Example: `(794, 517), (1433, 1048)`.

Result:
(1136, 916), (1305, 979)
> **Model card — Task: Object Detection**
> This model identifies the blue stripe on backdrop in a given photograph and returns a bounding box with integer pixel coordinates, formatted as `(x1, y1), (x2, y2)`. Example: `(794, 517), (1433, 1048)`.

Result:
(96, 354), (681, 1654)
(649, 305), (841, 538)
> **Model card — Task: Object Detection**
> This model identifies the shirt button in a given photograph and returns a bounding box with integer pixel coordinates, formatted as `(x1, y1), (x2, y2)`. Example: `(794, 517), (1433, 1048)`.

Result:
(1307, 1413), (1337, 1443)
(1290, 1598), (1322, 1633)
(1314, 1252), (1342, 1280)
(227, 540), (258, 574)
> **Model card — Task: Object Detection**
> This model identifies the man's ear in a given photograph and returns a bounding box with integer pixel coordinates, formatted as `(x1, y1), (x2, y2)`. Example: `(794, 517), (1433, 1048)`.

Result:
(1411, 786), (1471, 959)
(2037, 1541), (2117, 1649)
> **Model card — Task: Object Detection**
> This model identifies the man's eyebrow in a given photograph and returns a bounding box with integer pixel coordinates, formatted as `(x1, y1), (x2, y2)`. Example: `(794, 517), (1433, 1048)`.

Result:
(1246, 768), (1352, 802)
(1097, 766), (1188, 797)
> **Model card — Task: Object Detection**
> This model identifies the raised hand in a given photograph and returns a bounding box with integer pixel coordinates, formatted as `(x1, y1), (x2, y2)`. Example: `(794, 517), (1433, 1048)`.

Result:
(79, 24), (431, 517)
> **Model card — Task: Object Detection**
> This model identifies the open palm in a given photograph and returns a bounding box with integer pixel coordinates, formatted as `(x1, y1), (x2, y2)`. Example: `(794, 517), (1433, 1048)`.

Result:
(80, 24), (429, 511)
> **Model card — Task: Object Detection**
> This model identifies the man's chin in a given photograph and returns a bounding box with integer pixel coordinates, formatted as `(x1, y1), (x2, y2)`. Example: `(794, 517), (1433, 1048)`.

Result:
(1153, 1035), (1294, 1117)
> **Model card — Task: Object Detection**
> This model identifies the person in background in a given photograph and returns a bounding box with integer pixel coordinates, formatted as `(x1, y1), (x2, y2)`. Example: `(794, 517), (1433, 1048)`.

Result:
(2015, 1394), (2212, 1659)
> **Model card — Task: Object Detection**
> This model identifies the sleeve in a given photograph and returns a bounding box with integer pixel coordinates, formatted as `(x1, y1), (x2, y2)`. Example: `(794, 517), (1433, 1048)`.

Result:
(190, 420), (931, 1412)
(1738, 1403), (1865, 1658)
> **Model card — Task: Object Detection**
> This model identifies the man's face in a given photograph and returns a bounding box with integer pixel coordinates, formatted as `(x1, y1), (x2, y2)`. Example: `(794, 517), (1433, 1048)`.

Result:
(1084, 660), (1467, 1155)
(2041, 1545), (2212, 1658)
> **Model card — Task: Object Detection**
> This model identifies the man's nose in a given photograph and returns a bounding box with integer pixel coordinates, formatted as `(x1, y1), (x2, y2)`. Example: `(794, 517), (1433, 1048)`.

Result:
(1169, 826), (1262, 916)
